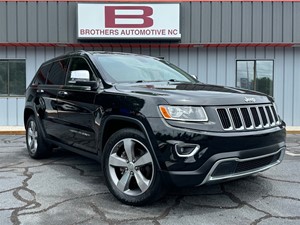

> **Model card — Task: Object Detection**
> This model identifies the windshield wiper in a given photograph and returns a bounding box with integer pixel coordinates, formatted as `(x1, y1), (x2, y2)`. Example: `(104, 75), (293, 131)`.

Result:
(135, 79), (189, 83)
(168, 79), (190, 83)
(139, 79), (181, 82)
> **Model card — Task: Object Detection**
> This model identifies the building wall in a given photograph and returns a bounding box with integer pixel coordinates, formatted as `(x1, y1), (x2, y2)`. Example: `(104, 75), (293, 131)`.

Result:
(0, 1), (300, 44)
(0, 46), (299, 126)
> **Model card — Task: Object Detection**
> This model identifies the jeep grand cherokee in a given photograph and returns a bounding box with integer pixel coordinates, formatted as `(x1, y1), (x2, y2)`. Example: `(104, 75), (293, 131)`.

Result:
(24, 51), (286, 205)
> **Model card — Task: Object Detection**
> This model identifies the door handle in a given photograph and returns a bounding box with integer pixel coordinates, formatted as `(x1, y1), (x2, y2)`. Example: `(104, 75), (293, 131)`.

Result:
(58, 91), (68, 97)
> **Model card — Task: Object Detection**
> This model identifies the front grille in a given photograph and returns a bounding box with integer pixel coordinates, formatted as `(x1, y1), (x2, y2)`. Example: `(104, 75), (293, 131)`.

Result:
(216, 104), (280, 131)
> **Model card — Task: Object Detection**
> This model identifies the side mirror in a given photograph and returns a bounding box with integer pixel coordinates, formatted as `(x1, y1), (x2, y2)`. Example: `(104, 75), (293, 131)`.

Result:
(70, 70), (90, 81)
(69, 70), (99, 90)
(191, 74), (198, 80)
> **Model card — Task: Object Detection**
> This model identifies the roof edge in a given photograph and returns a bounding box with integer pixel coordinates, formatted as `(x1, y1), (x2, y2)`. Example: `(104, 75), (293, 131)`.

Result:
(0, 42), (295, 48)
(1, 0), (300, 2)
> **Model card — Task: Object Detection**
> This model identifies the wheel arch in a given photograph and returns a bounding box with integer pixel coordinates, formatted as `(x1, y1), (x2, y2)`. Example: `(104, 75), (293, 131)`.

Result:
(24, 107), (35, 128)
(24, 106), (48, 141)
(99, 115), (160, 169)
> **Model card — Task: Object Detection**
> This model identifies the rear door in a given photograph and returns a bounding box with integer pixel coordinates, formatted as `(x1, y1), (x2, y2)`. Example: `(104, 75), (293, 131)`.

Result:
(33, 59), (69, 140)
(56, 57), (99, 153)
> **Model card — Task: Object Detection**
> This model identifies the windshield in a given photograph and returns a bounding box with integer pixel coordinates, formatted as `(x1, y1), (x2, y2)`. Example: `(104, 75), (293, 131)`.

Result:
(95, 54), (196, 84)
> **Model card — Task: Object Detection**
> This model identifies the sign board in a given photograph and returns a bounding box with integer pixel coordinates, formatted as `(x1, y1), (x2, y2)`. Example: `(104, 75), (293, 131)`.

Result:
(77, 3), (181, 40)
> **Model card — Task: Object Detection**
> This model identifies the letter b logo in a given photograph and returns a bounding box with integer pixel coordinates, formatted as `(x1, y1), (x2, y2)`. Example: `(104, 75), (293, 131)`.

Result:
(105, 6), (154, 28)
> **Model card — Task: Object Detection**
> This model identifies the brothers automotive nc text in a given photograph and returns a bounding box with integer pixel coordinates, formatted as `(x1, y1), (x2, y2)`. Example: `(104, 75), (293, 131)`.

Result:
(79, 29), (179, 36)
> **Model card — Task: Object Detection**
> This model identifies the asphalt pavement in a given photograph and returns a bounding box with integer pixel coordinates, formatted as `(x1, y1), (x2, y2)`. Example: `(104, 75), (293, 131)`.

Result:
(0, 134), (300, 225)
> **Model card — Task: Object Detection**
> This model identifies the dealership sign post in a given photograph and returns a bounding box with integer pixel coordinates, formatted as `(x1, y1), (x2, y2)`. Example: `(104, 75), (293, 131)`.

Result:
(77, 4), (181, 40)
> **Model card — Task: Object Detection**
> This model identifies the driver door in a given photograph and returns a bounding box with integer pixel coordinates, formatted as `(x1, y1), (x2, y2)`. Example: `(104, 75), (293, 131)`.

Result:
(56, 57), (99, 153)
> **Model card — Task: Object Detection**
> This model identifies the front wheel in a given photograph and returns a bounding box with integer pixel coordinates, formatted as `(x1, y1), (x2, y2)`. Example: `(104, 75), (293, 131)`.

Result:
(102, 128), (164, 206)
(26, 115), (52, 159)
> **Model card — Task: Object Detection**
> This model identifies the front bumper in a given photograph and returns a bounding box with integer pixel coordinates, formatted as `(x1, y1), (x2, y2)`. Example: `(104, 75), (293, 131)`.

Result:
(146, 118), (286, 187)
(199, 146), (285, 185)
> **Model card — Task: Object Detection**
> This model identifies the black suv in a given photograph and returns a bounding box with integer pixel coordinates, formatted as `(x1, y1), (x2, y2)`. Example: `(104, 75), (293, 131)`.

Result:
(24, 51), (286, 205)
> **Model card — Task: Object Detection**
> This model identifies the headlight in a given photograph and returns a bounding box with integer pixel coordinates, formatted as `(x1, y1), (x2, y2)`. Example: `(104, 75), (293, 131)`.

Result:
(159, 105), (208, 122)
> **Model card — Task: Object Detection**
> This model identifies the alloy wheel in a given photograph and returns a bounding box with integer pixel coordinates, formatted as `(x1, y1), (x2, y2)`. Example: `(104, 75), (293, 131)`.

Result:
(108, 138), (154, 196)
(27, 120), (38, 154)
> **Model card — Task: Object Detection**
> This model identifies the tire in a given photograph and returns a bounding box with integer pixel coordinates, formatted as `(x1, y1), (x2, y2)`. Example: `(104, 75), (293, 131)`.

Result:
(102, 128), (164, 206)
(25, 115), (52, 159)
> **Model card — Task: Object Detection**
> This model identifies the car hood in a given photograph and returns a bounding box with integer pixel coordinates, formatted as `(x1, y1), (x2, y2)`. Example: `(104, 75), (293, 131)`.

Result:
(114, 82), (273, 106)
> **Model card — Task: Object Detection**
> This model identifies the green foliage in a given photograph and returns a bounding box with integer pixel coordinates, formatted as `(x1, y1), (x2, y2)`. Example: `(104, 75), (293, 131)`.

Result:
(256, 77), (273, 96)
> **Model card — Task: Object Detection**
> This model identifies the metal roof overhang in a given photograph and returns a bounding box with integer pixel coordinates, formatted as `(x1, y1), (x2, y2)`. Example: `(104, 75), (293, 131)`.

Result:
(2, 0), (300, 2)
(0, 42), (294, 48)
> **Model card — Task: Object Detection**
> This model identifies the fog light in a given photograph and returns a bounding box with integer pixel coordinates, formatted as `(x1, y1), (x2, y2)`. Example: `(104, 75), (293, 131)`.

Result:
(175, 143), (200, 157)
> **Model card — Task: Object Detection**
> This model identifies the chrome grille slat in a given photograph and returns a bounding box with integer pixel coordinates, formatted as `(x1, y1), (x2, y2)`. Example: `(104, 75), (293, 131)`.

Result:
(266, 105), (275, 126)
(250, 107), (262, 128)
(270, 105), (280, 124)
(217, 108), (232, 130)
(259, 106), (268, 127)
(216, 104), (280, 131)
(229, 108), (243, 129)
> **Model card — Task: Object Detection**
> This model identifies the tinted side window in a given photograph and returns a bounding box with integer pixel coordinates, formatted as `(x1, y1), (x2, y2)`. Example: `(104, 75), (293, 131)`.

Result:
(67, 57), (95, 83)
(33, 63), (52, 85)
(46, 59), (69, 85)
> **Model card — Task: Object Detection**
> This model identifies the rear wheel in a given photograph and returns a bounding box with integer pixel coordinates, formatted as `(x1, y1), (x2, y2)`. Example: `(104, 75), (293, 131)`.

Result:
(26, 115), (52, 159)
(102, 128), (164, 205)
